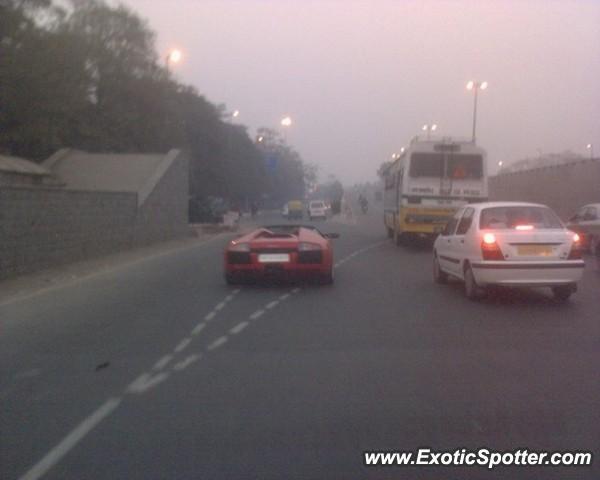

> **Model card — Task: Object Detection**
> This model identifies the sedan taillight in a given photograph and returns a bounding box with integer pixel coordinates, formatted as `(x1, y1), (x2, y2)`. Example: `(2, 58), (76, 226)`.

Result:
(481, 233), (505, 260)
(567, 233), (582, 260)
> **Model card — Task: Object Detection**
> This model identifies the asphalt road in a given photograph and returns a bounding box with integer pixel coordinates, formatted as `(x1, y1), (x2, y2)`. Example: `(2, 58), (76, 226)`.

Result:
(2, 207), (599, 480)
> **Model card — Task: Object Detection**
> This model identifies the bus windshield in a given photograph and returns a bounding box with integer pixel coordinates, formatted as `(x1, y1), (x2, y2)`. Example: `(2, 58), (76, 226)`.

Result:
(409, 153), (444, 177)
(447, 154), (483, 179)
(409, 153), (483, 179)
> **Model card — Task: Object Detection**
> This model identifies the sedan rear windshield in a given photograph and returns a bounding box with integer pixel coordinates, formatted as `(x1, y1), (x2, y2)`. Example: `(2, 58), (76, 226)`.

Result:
(480, 206), (564, 229)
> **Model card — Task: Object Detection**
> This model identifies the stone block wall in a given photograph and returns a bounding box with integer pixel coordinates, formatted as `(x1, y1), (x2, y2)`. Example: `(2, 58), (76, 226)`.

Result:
(489, 159), (600, 219)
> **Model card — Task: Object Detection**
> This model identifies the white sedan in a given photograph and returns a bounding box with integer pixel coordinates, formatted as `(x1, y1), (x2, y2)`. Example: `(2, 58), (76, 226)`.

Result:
(308, 200), (327, 220)
(433, 202), (585, 301)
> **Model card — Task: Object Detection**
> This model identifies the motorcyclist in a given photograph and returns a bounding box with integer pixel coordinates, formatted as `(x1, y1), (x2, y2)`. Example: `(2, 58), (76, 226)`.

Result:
(359, 194), (368, 213)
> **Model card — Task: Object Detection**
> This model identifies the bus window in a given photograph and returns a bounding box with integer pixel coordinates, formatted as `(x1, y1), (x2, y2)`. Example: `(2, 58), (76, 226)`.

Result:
(409, 153), (444, 178)
(447, 155), (483, 179)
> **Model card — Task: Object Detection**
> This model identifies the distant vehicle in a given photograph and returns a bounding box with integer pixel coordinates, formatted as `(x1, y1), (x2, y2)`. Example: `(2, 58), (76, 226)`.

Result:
(281, 203), (289, 218)
(433, 202), (585, 301)
(384, 136), (488, 245)
(566, 203), (600, 255)
(287, 200), (304, 220)
(224, 225), (339, 284)
(308, 200), (327, 220)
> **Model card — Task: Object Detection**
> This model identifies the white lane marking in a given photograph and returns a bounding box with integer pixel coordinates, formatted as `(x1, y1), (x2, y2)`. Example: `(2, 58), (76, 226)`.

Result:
(191, 322), (206, 335)
(214, 302), (226, 311)
(230, 321), (249, 335)
(279, 293), (291, 301)
(249, 309), (264, 320)
(126, 372), (170, 394)
(153, 354), (173, 371)
(17, 397), (122, 480)
(334, 263), (339, 268)
(232, 289), (241, 295)
(204, 311), (216, 321)
(291, 288), (301, 294)
(265, 300), (279, 310)
(225, 295), (234, 302)
(207, 336), (228, 351)
(173, 354), (201, 371)
(174, 337), (191, 353)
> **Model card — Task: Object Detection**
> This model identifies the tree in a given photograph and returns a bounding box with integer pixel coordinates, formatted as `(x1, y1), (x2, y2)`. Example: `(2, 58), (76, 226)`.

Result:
(377, 160), (393, 178)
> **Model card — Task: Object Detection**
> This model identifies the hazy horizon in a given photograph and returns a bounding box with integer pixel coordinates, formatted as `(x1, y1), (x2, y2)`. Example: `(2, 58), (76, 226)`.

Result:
(122, 0), (600, 184)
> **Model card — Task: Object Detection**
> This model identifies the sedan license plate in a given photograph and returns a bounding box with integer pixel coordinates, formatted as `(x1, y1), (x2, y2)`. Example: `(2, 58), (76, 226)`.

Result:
(258, 253), (290, 263)
(517, 245), (553, 256)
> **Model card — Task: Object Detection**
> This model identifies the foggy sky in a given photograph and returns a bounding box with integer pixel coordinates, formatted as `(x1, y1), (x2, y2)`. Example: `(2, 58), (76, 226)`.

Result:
(123, 0), (600, 184)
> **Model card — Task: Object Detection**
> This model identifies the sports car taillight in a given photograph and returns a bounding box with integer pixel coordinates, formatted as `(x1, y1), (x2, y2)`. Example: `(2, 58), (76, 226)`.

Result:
(298, 242), (321, 251)
(481, 232), (505, 260)
(298, 242), (322, 264)
(567, 233), (582, 260)
(229, 242), (250, 252)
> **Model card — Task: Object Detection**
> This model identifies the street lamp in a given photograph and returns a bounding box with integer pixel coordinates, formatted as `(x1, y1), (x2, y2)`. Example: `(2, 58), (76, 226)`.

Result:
(422, 123), (437, 140)
(232, 110), (240, 119)
(280, 116), (292, 143)
(165, 49), (183, 72)
(587, 143), (594, 159)
(466, 80), (488, 143)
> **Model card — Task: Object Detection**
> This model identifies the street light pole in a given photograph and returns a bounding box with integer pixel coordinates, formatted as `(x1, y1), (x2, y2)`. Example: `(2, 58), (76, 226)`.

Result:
(587, 143), (594, 160)
(422, 124), (437, 140)
(466, 80), (487, 144)
(280, 116), (292, 143)
(471, 87), (478, 143)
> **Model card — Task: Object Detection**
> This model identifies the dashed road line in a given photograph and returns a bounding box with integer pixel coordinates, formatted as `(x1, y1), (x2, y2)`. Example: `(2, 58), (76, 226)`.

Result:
(291, 288), (301, 294)
(127, 372), (170, 394)
(204, 311), (216, 321)
(153, 354), (173, 371)
(18, 397), (122, 480)
(174, 337), (191, 353)
(191, 322), (206, 335)
(279, 293), (291, 301)
(207, 336), (228, 351)
(265, 300), (279, 309)
(230, 321), (249, 335)
(214, 302), (226, 311)
(249, 309), (265, 320)
(173, 354), (201, 372)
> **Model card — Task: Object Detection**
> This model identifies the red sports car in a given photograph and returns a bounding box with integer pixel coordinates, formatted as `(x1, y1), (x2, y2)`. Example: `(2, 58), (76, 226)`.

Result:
(224, 225), (339, 284)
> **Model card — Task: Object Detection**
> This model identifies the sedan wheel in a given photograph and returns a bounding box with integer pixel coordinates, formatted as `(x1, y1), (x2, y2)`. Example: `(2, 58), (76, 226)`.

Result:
(433, 255), (448, 284)
(464, 265), (483, 300)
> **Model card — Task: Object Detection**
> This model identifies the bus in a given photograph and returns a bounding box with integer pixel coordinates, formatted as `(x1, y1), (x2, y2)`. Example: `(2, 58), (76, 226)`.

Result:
(383, 136), (488, 244)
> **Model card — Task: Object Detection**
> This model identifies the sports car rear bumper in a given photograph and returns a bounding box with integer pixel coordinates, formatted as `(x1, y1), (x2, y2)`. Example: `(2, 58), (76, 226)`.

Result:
(225, 263), (329, 282)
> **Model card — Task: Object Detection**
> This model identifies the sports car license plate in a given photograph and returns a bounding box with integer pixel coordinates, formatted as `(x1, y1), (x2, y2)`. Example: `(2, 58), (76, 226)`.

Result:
(517, 245), (553, 256)
(258, 253), (290, 263)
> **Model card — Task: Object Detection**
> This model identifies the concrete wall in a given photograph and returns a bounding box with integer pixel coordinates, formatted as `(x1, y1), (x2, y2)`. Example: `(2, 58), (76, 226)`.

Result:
(0, 187), (137, 278)
(135, 151), (189, 245)
(489, 159), (600, 219)
(0, 153), (190, 280)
